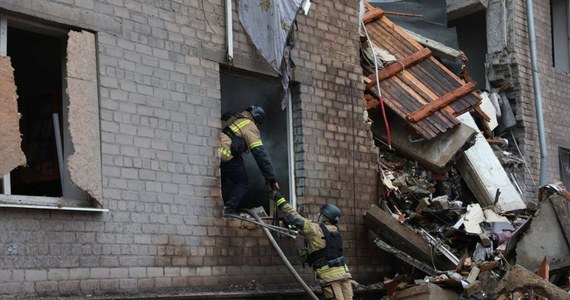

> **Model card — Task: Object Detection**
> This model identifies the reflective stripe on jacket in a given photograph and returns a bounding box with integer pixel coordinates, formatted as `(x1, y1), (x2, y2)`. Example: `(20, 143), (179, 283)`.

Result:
(278, 202), (352, 284)
(219, 111), (276, 181)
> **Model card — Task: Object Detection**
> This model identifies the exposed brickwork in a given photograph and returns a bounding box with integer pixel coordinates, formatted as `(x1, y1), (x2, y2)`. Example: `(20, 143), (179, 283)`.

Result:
(506, 1), (570, 201)
(486, 1), (570, 203)
(0, 0), (384, 298)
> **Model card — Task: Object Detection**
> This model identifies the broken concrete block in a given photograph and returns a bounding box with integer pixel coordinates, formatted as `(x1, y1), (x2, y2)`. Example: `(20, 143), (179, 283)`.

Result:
(416, 197), (431, 213)
(365, 205), (456, 271)
(432, 195), (449, 211)
(371, 113), (477, 173)
(455, 113), (526, 212)
(466, 266), (480, 284)
(464, 280), (482, 297)
(464, 203), (485, 234)
(515, 196), (570, 272)
(394, 283), (460, 300)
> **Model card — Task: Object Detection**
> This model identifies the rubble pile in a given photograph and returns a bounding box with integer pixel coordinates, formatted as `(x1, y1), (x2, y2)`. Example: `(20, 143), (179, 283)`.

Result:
(358, 2), (569, 298)
(364, 88), (570, 300)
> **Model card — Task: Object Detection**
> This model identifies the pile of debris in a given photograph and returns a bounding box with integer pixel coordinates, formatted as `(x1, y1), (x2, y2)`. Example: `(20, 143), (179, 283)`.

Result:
(359, 2), (570, 299)
(366, 153), (570, 299)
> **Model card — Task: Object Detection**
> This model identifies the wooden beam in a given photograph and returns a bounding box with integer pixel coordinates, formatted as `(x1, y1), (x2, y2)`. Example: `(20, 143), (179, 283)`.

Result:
(366, 47), (432, 88)
(407, 82), (475, 123)
(403, 28), (462, 62)
(363, 8), (384, 24)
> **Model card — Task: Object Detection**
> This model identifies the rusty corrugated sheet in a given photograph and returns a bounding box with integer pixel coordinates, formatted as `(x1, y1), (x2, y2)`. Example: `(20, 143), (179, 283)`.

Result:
(362, 3), (482, 140)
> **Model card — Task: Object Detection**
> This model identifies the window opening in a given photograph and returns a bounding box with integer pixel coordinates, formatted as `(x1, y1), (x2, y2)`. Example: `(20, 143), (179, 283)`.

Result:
(220, 67), (292, 213)
(552, 0), (570, 72)
(0, 16), (103, 209)
(449, 10), (488, 90)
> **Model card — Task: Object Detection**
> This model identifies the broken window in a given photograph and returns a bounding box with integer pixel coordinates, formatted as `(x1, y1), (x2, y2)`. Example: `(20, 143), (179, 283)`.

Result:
(551, 0), (570, 72)
(0, 16), (103, 210)
(220, 67), (294, 212)
(559, 147), (570, 188)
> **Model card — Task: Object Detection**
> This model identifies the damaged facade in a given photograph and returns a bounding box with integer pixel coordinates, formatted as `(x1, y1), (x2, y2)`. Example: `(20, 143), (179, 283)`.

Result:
(0, 0), (381, 298)
(0, 0), (569, 299)
(359, 0), (570, 298)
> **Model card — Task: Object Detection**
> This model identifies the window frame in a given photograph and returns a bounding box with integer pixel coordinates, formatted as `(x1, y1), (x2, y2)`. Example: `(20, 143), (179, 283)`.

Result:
(0, 15), (106, 212)
(559, 147), (570, 189)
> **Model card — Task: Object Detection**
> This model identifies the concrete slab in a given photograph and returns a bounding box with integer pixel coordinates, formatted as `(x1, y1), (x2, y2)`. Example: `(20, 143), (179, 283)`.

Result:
(515, 196), (570, 272)
(394, 283), (460, 300)
(455, 113), (526, 212)
(370, 113), (476, 173)
(447, 0), (488, 21)
(365, 205), (456, 271)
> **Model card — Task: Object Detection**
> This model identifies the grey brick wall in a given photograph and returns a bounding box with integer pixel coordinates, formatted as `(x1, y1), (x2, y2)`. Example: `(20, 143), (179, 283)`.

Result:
(509, 1), (570, 201)
(0, 0), (384, 298)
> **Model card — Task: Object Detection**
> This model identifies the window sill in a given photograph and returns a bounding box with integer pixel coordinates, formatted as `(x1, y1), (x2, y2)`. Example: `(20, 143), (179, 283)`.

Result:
(0, 194), (108, 212)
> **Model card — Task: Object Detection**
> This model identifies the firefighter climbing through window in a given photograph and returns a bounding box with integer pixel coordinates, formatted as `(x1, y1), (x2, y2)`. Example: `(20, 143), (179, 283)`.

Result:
(270, 190), (354, 300)
(219, 105), (279, 217)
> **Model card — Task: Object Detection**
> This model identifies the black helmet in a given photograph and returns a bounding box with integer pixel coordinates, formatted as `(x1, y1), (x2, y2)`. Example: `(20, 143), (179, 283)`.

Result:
(320, 204), (341, 225)
(247, 105), (265, 125)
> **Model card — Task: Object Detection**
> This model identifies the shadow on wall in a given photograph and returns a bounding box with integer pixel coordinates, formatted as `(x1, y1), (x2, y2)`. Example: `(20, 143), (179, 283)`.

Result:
(220, 66), (290, 210)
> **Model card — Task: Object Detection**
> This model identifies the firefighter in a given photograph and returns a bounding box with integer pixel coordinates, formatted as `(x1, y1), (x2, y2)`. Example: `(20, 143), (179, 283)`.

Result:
(219, 105), (279, 216)
(271, 190), (353, 300)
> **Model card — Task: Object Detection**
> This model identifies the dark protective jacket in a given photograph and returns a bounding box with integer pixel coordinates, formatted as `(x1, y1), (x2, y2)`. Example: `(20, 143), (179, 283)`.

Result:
(219, 111), (276, 182)
(275, 199), (352, 284)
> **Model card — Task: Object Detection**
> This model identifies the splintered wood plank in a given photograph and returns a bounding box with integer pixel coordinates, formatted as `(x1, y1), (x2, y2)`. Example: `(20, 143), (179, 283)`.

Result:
(391, 75), (448, 133)
(363, 8), (384, 24)
(366, 48), (432, 88)
(397, 70), (458, 127)
(375, 82), (436, 140)
(375, 19), (417, 55)
(407, 83), (476, 123)
(381, 79), (439, 139)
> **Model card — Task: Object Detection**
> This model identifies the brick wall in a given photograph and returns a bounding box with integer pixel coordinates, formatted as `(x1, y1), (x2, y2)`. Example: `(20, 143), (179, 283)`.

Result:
(0, 0), (385, 297)
(509, 1), (570, 201)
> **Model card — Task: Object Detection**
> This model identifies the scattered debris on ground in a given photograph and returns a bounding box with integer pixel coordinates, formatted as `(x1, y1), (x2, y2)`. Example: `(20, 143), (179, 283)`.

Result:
(359, 2), (570, 299)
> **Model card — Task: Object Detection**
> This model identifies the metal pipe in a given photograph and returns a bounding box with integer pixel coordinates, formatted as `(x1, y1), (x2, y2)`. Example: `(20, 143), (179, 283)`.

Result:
(225, 0), (233, 63)
(246, 209), (318, 300)
(286, 92), (296, 208)
(525, 0), (548, 185)
(53, 113), (65, 194)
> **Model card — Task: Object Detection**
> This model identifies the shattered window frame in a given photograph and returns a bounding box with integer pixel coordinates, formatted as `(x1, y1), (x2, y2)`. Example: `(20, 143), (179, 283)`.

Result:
(559, 147), (570, 189)
(0, 15), (105, 212)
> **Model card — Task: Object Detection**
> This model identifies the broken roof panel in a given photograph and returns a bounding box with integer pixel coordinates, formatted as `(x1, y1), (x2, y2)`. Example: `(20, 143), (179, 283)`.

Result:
(362, 3), (482, 140)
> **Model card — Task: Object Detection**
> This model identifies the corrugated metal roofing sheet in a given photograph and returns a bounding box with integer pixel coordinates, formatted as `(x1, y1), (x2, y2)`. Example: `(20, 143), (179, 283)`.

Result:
(362, 3), (482, 140)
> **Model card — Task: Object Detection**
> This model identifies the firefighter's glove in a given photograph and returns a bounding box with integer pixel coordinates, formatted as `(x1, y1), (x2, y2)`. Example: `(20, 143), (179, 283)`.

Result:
(267, 179), (280, 191)
(270, 190), (287, 208)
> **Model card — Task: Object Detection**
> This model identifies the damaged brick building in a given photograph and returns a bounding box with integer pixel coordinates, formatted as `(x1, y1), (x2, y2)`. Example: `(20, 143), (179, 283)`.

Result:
(0, 0), (382, 298)
(1, 0), (569, 299)
(448, 0), (570, 199)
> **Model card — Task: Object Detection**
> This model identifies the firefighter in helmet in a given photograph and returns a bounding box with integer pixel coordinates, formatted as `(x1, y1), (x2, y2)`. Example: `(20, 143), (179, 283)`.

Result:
(271, 190), (353, 300)
(219, 105), (279, 216)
